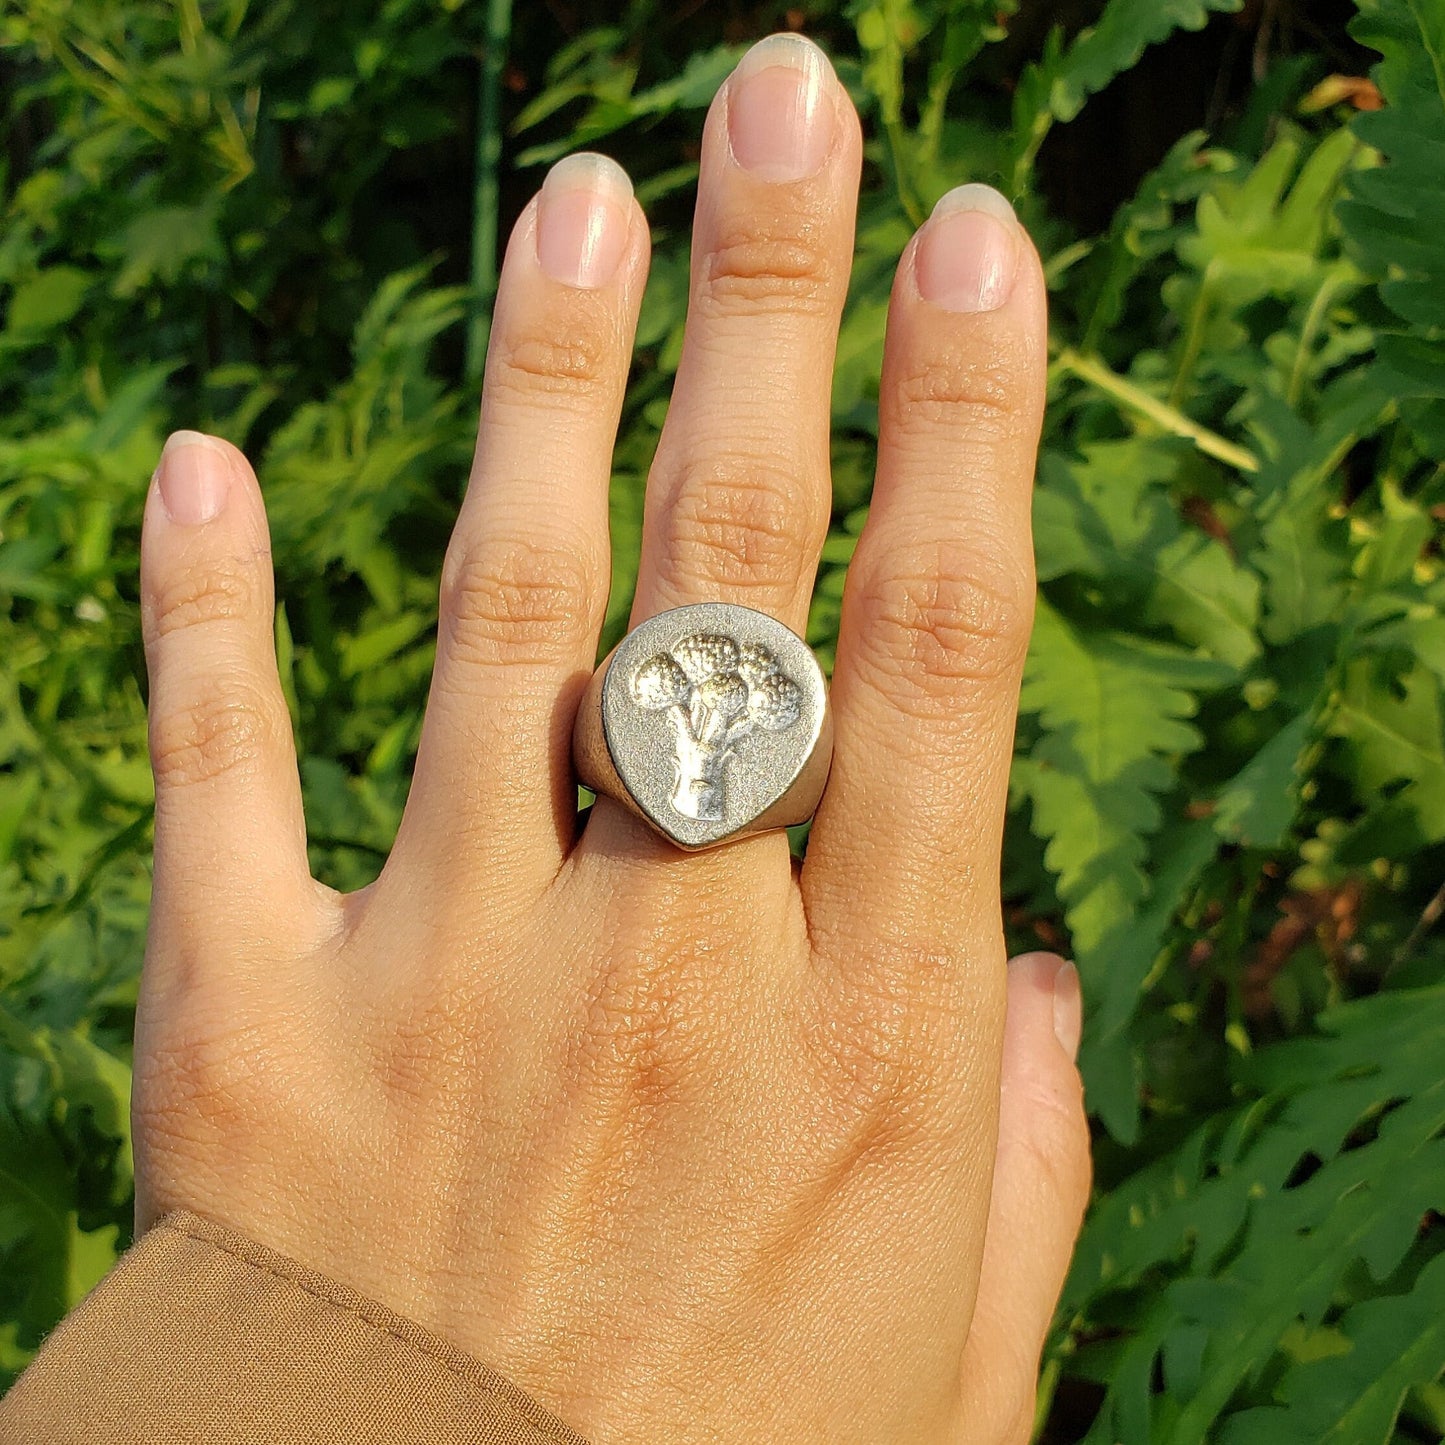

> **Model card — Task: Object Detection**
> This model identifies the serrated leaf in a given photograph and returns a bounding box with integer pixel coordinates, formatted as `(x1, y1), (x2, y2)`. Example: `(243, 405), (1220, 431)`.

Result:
(1181, 129), (1359, 306)
(1084, 818), (1224, 1143)
(1219, 1250), (1445, 1444)
(1035, 441), (1260, 666)
(1065, 986), (1445, 1444)
(629, 44), (742, 113)
(1330, 656), (1445, 844)
(1034, 439), (1182, 584)
(1340, 0), (1445, 450)
(1016, 599), (1231, 962)
(1011, 0), (1243, 189)
(1031, 0), (1244, 127)
(1147, 532), (1262, 669)
(1254, 492), (1353, 648)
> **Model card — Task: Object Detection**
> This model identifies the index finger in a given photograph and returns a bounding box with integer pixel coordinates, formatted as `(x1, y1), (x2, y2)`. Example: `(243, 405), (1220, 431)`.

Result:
(802, 185), (1046, 972)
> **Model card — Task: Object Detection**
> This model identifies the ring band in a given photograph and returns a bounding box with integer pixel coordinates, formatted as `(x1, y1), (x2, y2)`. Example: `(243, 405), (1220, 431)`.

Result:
(573, 602), (833, 850)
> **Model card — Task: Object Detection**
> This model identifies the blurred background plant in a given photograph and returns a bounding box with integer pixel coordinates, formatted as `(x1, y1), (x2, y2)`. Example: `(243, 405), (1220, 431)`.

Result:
(1, 0), (1442, 1438)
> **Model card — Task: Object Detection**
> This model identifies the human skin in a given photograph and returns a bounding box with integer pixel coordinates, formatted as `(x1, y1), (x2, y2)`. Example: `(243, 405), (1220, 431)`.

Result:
(132, 32), (1091, 1445)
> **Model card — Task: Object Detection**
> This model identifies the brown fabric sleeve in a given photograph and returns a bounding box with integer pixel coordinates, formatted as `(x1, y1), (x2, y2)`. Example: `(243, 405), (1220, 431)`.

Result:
(0, 1210), (591, 1445)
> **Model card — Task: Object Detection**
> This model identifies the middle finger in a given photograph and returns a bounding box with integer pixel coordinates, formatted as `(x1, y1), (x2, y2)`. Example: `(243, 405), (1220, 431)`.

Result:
(629, 33), (862, 636)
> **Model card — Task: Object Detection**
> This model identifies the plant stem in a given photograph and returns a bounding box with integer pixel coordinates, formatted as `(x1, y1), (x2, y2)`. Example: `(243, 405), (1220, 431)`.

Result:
(1055, 348), (1260, 473)
(1031, 1353), (1062, 1442)
(1168, 260), (1217, 408)
(858, 0), (926, 227)
(1287, 268), (1348, 409)
(917, 10), (988, 169)
(885, 117), (926, 228)
(1387, 875), (1445, 980)
(466, 0), (514, 384)
(1011, 114), (1050, 199)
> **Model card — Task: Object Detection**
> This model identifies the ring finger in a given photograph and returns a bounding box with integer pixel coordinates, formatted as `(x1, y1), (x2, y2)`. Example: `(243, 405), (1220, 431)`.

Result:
(579, 34), (860, 865)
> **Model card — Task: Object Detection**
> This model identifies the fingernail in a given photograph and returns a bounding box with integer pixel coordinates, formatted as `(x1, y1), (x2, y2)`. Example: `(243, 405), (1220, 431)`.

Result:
(536, 152), (634, 289)
(727, 33), (835, 181)
(1052, 961), (1082, 1062)
(915, 184), (1021, 313)
(155, 431), (231, 525)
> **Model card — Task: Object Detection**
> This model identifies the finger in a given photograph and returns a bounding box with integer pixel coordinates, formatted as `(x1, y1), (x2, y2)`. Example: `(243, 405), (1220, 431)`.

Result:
(628, 34), (862, 635)
(961, 954), (1090, 1443)
(141, 432), (321, 976)
(388, 154), (649, 895)
(803, 185), (1047, 958)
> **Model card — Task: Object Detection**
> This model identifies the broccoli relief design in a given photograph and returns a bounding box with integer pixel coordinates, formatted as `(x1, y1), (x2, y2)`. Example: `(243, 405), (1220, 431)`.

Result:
(629, 633), (803, 822)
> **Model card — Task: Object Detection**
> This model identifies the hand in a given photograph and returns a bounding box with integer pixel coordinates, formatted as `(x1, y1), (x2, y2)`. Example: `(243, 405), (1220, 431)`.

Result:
(134, 33), (1090, 1444)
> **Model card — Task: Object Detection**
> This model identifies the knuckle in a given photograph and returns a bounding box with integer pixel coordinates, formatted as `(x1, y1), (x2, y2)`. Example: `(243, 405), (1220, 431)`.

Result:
(134, 1013), (278, 1149)
(699, 216), (836, 316)
(821, 1022), (933, 1147)
(440, 532), (602, 667)
(887, 347), (1020, 440)
(567, 948), (708, 1121)
(490, 299), (617, 403)
(146, 549), (267, 642)
(362, 988), (504, 1113)
(659, 457), (817, 595)
(850, 540), (1034, 706)
(150, 682), (286, 790)
(800, 952), (977, 1156)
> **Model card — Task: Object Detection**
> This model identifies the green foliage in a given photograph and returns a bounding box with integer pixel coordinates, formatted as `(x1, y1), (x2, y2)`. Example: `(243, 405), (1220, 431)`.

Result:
(1062, 987), (1445, 1444)
(1339, 0), (1445, 452)
(1, 0), (1442, 1437)
(1014, 598), (1232, 964)
(1010, 0), (1245, 189)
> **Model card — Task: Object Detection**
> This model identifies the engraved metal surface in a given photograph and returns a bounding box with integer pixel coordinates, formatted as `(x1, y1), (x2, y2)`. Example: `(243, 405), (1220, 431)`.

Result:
(592, 603), (831, 849)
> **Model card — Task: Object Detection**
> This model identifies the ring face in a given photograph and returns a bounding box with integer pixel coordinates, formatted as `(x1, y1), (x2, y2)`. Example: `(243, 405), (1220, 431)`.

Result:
(598, 603), (830, 848)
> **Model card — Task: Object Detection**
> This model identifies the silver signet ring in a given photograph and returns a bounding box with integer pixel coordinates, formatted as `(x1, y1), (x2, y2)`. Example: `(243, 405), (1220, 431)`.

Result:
(573, 603), (833, 850)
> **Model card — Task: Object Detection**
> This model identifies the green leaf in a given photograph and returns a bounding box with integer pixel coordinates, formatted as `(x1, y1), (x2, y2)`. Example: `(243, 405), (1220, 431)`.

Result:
(1042, 0), (1246, 124)
(1146, 533), (1262, 669)
(1340, 0), (1445, 448)
(1034, 441), (1260, 667)
(1330, 656), (1445, 845)
(1219, 1250), (1445, 1444)
(629, 45), (742, 114)
(1016, 599), (1230, 963)
(108, 203), (223, 297)
(1011, 0), (1244, 187)
(1256, 501), (1352, 646)
(1354, 477), (1435, 589)
(1181, 130), (1359, 303)
(6, 267), (92, 333)
(340, 613), (432, 677)
(1082, 817), (1224, 1143)
(0, 1006), (130, 1370)
(1034, 440), (1182, 584)
(1212, 711), (1314, 850)
(1064, 986), (1445, 1444)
